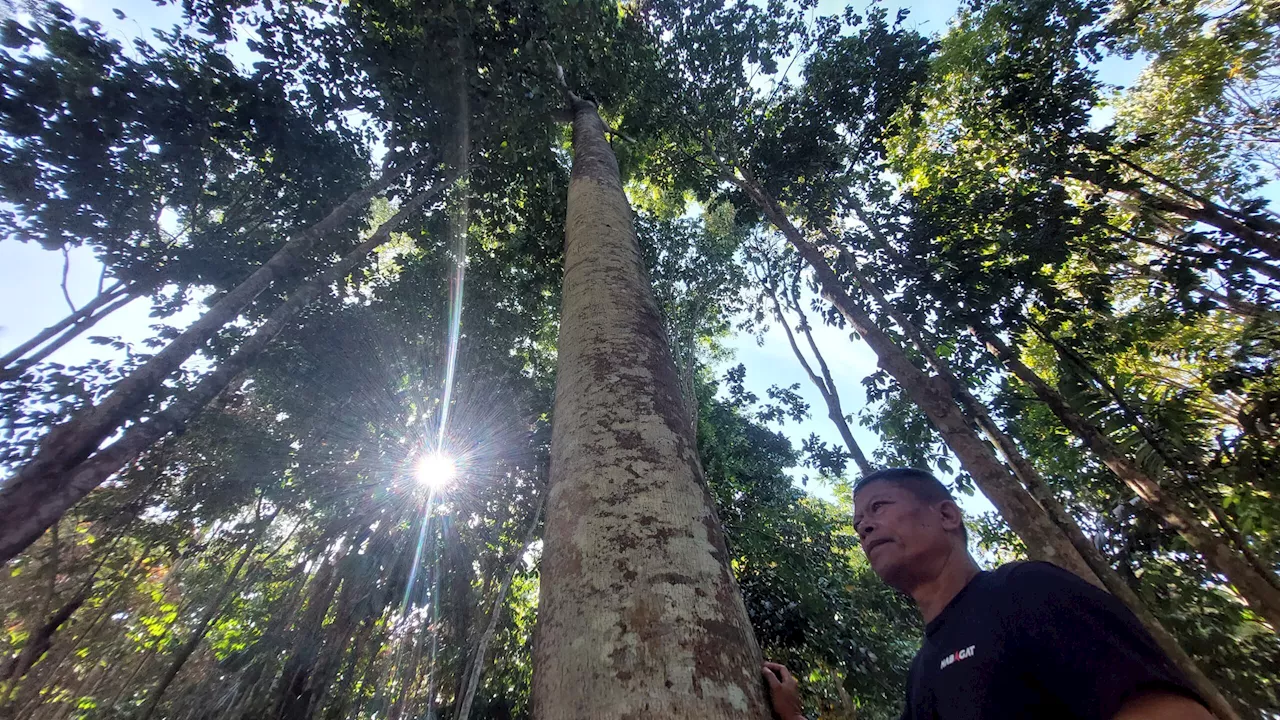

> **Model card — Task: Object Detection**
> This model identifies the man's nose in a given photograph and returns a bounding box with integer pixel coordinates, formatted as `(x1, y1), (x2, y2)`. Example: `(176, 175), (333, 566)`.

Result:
(856, 519), (875, 541)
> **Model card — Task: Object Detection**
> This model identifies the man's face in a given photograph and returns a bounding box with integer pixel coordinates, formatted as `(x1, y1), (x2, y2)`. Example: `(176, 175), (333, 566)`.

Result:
(852, 481), (956, 592)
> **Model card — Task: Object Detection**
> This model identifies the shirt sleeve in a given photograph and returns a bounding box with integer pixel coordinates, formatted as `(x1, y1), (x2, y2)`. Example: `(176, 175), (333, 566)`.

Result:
(1004, 562), (1205, 720)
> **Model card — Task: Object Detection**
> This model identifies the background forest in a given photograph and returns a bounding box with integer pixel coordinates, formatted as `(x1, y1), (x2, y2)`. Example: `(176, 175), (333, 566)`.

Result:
(0, 0), (1278, 717)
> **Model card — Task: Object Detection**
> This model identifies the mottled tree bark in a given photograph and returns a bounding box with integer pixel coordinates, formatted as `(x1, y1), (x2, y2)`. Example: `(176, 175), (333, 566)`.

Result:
(0, 174), (453, 564)
(980, 329), (1280, 635)
(533, 97), (768, 719)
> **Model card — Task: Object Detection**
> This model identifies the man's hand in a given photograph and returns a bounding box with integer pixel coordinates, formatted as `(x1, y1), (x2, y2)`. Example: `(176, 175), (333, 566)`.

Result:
(762, 662), (805, 720)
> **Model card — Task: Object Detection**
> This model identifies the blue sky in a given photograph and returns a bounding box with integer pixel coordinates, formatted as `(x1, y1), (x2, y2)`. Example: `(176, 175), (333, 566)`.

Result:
(1, 0), (1154, 518)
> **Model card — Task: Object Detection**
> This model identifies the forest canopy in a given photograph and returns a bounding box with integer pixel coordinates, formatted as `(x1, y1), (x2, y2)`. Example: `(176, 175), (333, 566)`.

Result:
(0, 0), (1278, 718)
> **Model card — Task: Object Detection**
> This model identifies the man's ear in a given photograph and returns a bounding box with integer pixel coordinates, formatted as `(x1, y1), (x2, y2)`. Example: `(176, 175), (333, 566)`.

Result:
(938, 500), (964, 532)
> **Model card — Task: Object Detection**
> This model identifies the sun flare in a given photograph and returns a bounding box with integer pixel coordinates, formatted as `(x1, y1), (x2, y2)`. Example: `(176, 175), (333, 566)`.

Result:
(415, 452), (457, 491)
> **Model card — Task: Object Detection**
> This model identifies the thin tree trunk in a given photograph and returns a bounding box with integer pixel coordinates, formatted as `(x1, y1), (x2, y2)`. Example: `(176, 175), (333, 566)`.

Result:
(347, 644), (384, 720)
(271, 525), (355, 720)
(106, 645), (158, 711)
(1108, 213), (1280, 284)
(1117, 260), (1274, 319)
(1102, 151), (1280, 256)
(3, 545), (150, 719)
(273, 556), (342, 720)
(761, 273), (873, 475)
(0, 290), (138, 382)
(731, 169), (1088, 574)
(457, 491), (545, 720)
(136, 535), (261, 720)
(974, 407), (1242, 719)
(827, 234), (1101, 585)
(307, 584), (363, 720)
(0, 588), (89, 684)
(320, 616), (376, 720)
(0, 282), (132, 372)
(532, 94), (768, 719)
(0, 173), (454, 564)
(0, 157), (425, 548)
(979, 328), (1280, 633)
(1130, 188), (1280, 259)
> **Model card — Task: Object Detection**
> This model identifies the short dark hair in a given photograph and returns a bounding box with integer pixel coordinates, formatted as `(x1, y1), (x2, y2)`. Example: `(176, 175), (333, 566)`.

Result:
(853, 467), (967, 542)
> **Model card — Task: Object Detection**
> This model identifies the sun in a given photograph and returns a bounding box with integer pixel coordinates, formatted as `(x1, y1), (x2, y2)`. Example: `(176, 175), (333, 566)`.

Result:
(415, 452), (457, 491)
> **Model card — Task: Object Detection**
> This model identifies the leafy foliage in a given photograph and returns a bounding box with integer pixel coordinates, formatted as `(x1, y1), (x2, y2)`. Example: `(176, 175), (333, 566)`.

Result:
(2, 0), (1280, 718)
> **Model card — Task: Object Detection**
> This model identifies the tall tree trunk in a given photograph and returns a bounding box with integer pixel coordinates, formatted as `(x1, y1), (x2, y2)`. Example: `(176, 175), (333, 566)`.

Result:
(979, 328), (1280, 633)
(136, 535), (261, 720)
(675, 323), (700, 440)
(824, 235), (1100, 584)
(0, 174), (454, 564)
(1098, 150), (1280, 259)
(321, 617), (375, 720)
(827, 234), (1102, 585)
(974, 410), (1242, 720)
(1106, 210), (1280, 285)
(106, 645), (159, 713)
(0, 157), (424, 546)
(1, 547), (150, 718)
(272, 524), (359, 720)
(761, 273), (873, 475)
(457, 491), (545, 720)
(533, 95), (768, 719)
(730, 169), (1085, 574)
(307, 586), (361, 720)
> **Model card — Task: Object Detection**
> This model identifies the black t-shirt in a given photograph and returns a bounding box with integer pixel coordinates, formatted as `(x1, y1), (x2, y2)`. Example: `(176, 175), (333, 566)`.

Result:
(900, 562), (1203, 720)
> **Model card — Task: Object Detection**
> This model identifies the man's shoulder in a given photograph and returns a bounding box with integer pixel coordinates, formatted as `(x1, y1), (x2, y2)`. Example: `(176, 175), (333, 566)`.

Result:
(983, 561), (1118, 619)
(967, 562), (1100, 612)
(989, 560), (1093, 590)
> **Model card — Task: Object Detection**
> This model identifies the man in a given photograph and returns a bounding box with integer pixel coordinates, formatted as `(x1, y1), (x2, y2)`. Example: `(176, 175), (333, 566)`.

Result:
(762, 467), (1214, 720)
